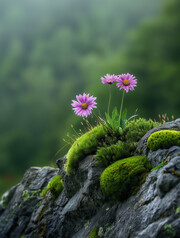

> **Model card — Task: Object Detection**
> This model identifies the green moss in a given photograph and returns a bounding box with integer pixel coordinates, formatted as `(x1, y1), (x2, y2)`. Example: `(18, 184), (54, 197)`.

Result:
(151, 156), (167, 171)
(41, 187), (49, 197)
(40, 175), (63, 199)
(96, 140), (136, 167)
(100, 156), (151, 201)
(147, 130), (180, 151)
(89, 227), (100, 238)
(158, 224), (176, 238)
(64, 118), (159, 173)
(96, 118), (159, 167)
(122, 118), (160, 143)
(65, 125), (107, 173)
(176, 206), (180, 214)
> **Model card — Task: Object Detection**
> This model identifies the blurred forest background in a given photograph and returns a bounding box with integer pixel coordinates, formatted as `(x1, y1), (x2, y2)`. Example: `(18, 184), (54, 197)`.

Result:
(0, 0), (179, 196)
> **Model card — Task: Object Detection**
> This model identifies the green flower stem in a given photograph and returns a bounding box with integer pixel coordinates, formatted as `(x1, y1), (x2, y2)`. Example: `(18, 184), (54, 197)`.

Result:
(108, 85), (112, 116)
(119, 90), (125, 126)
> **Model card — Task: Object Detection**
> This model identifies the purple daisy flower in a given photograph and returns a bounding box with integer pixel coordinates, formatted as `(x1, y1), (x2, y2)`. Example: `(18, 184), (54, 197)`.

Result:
(71, 93), (97, 117)
(116, 73), (137, 93)
(101, 74), (118, 84)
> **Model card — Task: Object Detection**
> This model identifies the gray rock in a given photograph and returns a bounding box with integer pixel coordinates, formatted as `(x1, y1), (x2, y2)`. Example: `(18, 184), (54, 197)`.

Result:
(147, 146), (180, 168)
(0, 120), (180, 238)
(156, 173), (179, 198)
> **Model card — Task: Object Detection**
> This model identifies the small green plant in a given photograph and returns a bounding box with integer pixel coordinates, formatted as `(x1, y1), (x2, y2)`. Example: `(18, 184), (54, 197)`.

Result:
(175, 206), (180, 214)
(41, 175), (63, 199)
(89, 227), (100, 238)
(104, 107), (128, 133)
(147, 130), (180, 151)
(151, 156), (167, 171)
(158, 224), (176, 238)
(100, 156), (151, 201)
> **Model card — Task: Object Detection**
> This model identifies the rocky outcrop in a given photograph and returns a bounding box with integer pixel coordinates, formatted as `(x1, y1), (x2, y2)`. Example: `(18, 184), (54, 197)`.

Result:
(0, 120), (180, 238)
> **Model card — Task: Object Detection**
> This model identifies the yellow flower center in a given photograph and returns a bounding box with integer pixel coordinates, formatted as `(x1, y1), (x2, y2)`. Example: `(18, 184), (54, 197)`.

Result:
(107, 79), (113, 84)
(81, 102), (88, 109)
(123, 79), (130, 86)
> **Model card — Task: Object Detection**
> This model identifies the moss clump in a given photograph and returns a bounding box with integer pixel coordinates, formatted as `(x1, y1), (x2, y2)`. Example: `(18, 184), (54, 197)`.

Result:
(96, 141), (136, 167)
(122, 118), (160, 143)
(96, 118), (159, 167)
(65, 118), (159, 173)
(89, 227), (100, 238)
(100, 156), (151, 201)
(176, 206), (180, 214)
(157, 224), (176, 238)
(65, 125), (107, 173)
(41, 175), (63, 199)
(147, 130), (180, 151)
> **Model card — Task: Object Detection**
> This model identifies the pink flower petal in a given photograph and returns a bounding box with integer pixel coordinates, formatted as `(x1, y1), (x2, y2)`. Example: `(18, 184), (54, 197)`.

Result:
(72, 93), (97, 117)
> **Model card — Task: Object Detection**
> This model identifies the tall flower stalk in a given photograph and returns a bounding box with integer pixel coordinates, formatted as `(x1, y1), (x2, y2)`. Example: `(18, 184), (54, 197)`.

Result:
(101, 73), (137, 132)
(100, 73), (118, 116)
(71, 73), (137, 135)
(108, 85), (112, 116)
(119, 90), (125, 126)
(116, 73), (137, 128)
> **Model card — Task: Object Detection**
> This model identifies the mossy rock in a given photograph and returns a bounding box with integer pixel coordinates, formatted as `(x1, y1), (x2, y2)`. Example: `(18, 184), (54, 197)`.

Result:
(41, 175), (63, 199)
(64, 118), (159, 174)
(147, 130), (180, 151)
(100, 156), (151, 201)
(65, 125), (107, 174)
(89, 227), (100, 238)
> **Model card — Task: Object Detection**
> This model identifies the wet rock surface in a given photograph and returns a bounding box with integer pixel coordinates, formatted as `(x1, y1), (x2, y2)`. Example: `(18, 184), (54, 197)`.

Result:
(0, 120), (180, 238)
